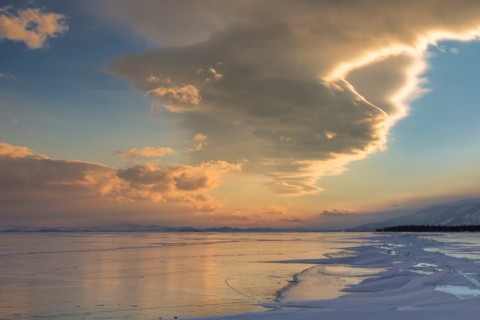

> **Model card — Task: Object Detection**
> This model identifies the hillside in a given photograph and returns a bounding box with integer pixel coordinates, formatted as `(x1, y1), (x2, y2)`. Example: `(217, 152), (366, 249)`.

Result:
(352, 198), (480, 231)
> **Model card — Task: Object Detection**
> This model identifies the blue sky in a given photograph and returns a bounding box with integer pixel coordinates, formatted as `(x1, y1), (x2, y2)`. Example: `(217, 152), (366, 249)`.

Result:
(0, 0), (169, 165)
(2, 1), (480, 228)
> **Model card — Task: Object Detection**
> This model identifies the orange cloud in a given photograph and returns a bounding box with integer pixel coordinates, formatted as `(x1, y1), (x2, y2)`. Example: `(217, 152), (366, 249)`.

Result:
(0, 142), (35, 158)
(189, 133), (208, 152)
(149, 84), (201, 112)
(0, 6), (68, 49)
(0, 142), (241, 211)
(197, 202), (308, 228)
(114, 146), (175, 160)
(118, 160), (242, 209)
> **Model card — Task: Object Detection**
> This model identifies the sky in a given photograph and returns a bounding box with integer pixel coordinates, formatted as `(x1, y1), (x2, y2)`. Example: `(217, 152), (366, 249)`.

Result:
(2, 0), (480, 229)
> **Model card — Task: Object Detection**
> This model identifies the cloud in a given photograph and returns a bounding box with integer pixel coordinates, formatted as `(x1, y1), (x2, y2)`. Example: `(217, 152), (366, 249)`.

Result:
(0, 72), (16, 80)
(0, 142), (240, 211)
(108, 0), (480, 195)
(320, 209), (355, 217)
(281, 218), (306, 223)
(0, 142), (35, 158)
(252, 204), (289, 216)
(189, 133), (208, 152)
(149, 85), (201, 112)
(114, 146), (175, 160)
(0, 143), (118, 200)
(437, 45), (447, 53)
(117, 160), (241, 210)
(197, 202), (307, 227)
(0, 6), (68, 49)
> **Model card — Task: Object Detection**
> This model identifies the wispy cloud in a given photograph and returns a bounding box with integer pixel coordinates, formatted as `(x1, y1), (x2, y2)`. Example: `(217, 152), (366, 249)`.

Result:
(114, 146), (175, 160)
(0, 6), (68, 49)
(0, 72), (16, 80)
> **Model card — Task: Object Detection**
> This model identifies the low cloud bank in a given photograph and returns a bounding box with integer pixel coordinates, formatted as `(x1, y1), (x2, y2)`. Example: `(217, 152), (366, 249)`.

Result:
(0, 142), (240, 211)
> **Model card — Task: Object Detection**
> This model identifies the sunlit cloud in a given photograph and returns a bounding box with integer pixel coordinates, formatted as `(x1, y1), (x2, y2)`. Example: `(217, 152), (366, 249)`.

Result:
(320, 208), (355, 218)
(0, 6), (68, 49)
(106, 1), (480, 196)
(0, 142), (241, 211)
(197, 202), (307, 227)
(189, 133), (208, 153)
(96, 0), (480, 195)
(117, 160), (242, 210)
(114, 146), (175, 160)
(149, 84), (201, 113)
(0, 142), (117, 200)
(0, 142), (35, 158)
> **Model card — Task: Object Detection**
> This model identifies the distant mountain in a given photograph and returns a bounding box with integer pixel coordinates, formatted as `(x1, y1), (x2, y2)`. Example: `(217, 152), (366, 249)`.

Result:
(351, 198), (480, 231)
(0, 223), (308, 233)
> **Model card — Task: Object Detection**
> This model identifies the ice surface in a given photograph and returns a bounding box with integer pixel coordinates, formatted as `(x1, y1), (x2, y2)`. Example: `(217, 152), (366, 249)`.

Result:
(190, 233), (480, 320)
(3, 232), (480, 320)
(435, 285), (480, 299)
(0, 232), (368, 319)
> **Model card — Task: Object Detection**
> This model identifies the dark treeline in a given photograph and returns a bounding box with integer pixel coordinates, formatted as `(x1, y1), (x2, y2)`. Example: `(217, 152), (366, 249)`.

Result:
(376, 225), (480, 232)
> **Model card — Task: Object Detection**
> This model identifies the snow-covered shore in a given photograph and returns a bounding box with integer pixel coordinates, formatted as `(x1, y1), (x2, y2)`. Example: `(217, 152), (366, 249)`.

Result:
(190, 233), (480, 320)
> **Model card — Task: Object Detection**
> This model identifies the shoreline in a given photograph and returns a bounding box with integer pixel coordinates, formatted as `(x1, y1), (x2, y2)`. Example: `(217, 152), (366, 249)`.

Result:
(189, 233), (480, 320)
(273, 235), (378, 304)
(273, 265), (320, 303)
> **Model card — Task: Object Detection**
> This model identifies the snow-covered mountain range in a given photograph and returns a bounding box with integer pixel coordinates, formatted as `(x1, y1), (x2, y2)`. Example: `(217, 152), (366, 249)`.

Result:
(352, 198), (480, 231)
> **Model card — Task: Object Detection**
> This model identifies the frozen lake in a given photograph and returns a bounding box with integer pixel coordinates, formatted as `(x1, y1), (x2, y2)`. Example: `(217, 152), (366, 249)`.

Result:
(194, 232), (480, 320)
(423, 233), (480, 263)
(0, 232), (375, 319)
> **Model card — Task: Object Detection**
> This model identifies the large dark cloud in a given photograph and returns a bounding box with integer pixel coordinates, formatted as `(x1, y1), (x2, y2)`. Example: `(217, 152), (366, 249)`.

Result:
(107, 0), (480, 194)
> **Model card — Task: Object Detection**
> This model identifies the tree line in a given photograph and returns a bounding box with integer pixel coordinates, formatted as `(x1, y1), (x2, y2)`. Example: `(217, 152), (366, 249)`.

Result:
(376, 225), (480, 232)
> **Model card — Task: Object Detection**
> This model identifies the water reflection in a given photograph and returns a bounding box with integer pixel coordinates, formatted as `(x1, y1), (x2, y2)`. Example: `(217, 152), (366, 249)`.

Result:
(0, 232), (372, 319)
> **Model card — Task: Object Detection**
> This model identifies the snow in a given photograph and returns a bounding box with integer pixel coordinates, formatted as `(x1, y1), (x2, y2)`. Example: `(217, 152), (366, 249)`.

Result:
(435, 285), (480, 299)
(353, 198), (480, 231)
(189, 233), (480, 320)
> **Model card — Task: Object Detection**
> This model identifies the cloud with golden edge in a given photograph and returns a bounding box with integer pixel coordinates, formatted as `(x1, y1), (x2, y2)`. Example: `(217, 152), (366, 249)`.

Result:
(114, 146), (175, 160)
(149, 84), (201, 113)
(0, 6), (68, 49)
(107, 0), (480, 195)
